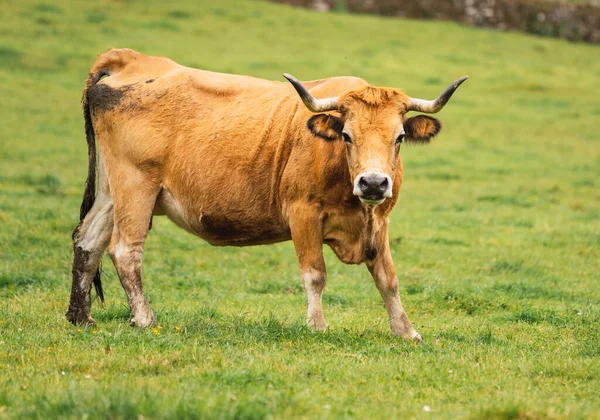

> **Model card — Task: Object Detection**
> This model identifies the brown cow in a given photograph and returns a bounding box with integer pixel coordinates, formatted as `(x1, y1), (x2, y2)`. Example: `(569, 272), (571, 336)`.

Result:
(66, 48), (467, 341)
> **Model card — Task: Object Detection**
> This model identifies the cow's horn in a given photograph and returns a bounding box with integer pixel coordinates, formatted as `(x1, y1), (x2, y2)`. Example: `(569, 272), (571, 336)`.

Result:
(283, 73), (339, 112)
(407, 75), (468, 113)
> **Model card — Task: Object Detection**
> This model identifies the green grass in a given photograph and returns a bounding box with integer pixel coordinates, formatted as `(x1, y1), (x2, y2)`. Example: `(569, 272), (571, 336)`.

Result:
(0, 0), (599, 418)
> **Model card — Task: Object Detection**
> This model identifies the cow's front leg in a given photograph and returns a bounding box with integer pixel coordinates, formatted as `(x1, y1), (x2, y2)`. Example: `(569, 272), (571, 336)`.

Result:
(367, 230), (422, 342)
(289, 207), (328, 331)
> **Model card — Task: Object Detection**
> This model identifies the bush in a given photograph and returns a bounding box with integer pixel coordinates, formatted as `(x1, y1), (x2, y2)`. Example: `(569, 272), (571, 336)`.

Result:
(272, 0), (600, 43)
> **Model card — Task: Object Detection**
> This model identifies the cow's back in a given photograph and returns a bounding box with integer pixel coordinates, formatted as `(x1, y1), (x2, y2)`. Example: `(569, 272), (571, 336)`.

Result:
(87, 49), (367, 246)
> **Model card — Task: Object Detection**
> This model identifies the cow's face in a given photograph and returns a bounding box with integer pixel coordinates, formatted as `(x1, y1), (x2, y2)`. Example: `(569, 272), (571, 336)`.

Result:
(307, 88), (441, 205)
(285, 74), (466, 205)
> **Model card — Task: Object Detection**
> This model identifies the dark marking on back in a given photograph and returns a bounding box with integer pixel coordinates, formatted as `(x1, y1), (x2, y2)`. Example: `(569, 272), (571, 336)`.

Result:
(146, 78), (155, 83)
(87, 83), (135, 112)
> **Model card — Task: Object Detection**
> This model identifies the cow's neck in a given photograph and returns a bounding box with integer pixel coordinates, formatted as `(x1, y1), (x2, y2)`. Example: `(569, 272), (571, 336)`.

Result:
(362, 205), (379, 261)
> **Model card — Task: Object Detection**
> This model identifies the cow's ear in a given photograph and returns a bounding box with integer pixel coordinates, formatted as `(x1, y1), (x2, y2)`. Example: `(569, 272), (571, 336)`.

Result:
(404, 115), (441, 144)
(307, 114), (344, 141)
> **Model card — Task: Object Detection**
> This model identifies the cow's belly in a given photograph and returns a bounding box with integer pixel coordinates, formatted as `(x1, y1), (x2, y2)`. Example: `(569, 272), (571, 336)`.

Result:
(154, 188), (291, 246)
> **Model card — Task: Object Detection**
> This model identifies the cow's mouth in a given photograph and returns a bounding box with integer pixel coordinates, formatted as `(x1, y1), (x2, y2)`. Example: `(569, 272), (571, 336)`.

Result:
(359, 195), (386, 205)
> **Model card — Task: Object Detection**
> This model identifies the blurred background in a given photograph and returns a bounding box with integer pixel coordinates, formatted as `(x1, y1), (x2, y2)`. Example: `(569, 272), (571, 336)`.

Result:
(275, 0), (600, 43)
(0, 0), (598, 418)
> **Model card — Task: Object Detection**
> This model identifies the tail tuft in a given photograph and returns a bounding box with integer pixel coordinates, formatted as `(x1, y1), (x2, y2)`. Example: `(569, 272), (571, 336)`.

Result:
(93, 268), (104, 303)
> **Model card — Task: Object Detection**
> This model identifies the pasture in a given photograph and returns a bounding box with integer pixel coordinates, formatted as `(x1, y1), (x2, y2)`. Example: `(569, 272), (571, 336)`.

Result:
(0, 0), (599, 418)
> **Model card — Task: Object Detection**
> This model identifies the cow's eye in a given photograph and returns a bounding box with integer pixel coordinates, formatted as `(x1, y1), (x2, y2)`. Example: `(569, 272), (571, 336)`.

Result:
(342, 133), (352, 144)
(395, 134), (405, 145)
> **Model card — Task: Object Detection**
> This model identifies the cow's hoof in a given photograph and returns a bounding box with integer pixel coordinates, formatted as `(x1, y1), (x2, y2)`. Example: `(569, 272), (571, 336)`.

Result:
(307, 318), (328, 332)
(66, 309), (96, 326)
(393, 328), (423, 342)
(129, 312), (157, 328)
(309, 323), (328, 332)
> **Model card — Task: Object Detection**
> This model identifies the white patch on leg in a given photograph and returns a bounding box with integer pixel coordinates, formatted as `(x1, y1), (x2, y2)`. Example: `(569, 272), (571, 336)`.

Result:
(376, 275), (418, 340)
(376, 265), (388, 285)
(78, 193), (113, 252)
(302, 268), (327, 331)
(73, 185), (114, 294)
(115, 240), (126, 259)
(302, 268), (321, 316)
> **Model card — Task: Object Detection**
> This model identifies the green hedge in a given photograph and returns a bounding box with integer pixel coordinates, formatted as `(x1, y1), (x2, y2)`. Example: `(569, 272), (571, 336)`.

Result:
(272, 0), (600, 43)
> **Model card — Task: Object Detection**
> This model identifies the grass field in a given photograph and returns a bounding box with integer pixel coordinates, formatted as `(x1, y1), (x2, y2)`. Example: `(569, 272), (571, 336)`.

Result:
(1, 0), (599, 418)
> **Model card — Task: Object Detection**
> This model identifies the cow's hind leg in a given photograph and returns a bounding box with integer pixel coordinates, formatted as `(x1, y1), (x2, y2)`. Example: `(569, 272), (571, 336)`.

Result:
(66, 189), (113, 325)
(106, 168), (160, 327)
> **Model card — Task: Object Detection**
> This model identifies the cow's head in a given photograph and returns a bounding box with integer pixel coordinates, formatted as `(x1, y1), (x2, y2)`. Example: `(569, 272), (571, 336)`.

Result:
(285, 74), (467, 205)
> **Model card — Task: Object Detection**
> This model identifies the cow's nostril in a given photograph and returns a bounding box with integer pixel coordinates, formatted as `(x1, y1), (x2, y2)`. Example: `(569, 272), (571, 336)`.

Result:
(380, 178), (389, 191)
(359, 177), (369, 190)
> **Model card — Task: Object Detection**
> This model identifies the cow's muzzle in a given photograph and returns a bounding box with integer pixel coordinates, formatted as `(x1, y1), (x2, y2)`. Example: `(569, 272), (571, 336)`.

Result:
(353, 172), (392, 205)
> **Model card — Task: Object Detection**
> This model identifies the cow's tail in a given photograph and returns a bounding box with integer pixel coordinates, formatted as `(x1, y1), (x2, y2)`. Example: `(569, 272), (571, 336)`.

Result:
(77, 49), (140, 303)
(77, 66), (108, 303)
